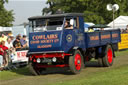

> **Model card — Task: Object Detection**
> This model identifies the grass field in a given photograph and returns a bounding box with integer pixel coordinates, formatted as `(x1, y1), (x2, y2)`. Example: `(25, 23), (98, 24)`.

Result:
(49, 65), (128, 85)
(0, 50), (128, 85)
(0, 67), (30, 81)
(115, 49), (128, 56)
(49, 50), (128, 85)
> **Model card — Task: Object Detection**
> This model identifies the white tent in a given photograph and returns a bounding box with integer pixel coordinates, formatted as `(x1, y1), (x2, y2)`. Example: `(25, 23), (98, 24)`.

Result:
(0, 26), (27, 37)
(0, 26), (12, 32)
(108, 16), (128, 29)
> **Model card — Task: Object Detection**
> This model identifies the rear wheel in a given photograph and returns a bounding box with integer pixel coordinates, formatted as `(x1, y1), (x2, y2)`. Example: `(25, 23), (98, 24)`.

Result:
(69, 50), (84, 74)
(102, 45), (114, 67)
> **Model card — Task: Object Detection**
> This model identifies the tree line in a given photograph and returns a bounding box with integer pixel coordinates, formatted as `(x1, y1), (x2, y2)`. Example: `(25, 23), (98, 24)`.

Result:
(0, 0), (14, 27)
(42, 0), (128, 24)
(0, 0), (127, 26)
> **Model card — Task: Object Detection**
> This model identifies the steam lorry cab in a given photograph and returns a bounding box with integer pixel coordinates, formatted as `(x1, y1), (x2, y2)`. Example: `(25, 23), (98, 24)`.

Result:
(27, 13), (121, 75)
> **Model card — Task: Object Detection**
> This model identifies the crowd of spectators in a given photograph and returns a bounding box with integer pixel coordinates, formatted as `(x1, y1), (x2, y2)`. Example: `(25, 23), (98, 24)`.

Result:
(121, 25), (128, 33)
(0, 33), (28, 71)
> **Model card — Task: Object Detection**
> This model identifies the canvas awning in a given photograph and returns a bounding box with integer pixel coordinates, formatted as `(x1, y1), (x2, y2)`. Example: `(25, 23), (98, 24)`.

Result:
(108, 16), (128, 29)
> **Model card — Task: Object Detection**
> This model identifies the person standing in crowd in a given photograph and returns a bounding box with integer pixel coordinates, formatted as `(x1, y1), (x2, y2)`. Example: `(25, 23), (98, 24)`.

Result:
(20, 35), (28, 48)
(126, 25), (128, 33)
(5, 37), (15, 57)
(10, 36), (15, 43)
(5, 37), (13, 49)
(17, 34), (22, 40)
(13, 37), (22, 50)
(0, 33), (7, 42)
(0, 47), (4, 70)
(122, 25), (128, 33)
(0, 41), (8, 67)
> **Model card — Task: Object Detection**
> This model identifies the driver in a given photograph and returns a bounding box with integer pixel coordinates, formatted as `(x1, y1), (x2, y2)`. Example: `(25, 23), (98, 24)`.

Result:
(64, 21), (73, 29)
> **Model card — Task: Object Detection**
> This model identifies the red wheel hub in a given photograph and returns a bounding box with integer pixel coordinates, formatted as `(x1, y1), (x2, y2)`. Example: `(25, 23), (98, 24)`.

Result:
(74, 53), (81, 70)
(107, 48), (113, 64)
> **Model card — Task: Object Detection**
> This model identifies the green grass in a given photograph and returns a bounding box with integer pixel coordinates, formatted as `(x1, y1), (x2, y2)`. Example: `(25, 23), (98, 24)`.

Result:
(0, 67), (30, 81)
(48, 49), (128, 85)
(49, 65), (128, 85)
(0, 49), (128, 83)
(115, 49), (128, 56)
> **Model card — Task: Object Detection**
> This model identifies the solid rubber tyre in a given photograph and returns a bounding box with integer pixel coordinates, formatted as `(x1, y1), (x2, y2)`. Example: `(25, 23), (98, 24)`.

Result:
(29, 62), (41, 76)
(102, 45), (114, 67)
(69, 50), (84, 74)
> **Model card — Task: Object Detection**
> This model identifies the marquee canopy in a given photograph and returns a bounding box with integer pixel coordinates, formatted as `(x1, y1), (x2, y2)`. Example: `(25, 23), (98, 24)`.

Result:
(108, 16), (128, 29)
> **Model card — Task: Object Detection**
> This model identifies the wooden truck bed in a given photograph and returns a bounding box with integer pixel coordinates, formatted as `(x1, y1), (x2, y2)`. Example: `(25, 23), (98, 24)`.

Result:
(84, 29), (121, 48)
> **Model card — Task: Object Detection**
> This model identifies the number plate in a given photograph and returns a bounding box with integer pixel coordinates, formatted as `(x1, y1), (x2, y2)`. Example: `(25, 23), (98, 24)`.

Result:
(42, 58), (52, 63)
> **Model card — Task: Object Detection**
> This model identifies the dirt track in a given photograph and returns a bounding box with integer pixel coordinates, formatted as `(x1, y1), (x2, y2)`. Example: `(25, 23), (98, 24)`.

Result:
(0, 54), (128, 85)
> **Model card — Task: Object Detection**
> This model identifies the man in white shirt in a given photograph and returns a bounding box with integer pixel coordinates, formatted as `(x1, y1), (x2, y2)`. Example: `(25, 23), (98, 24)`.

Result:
(5, 37), (15, 60)
(5, 37), (13, 49)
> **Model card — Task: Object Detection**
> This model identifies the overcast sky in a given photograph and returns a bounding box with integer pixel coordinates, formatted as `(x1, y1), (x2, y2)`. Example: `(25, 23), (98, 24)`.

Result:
(4, 0), (47, 25)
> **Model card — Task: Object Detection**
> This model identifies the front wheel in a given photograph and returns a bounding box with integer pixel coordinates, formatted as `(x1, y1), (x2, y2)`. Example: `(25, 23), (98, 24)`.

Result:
(29, 62), (41, 76)
(69, 50), (84, 74)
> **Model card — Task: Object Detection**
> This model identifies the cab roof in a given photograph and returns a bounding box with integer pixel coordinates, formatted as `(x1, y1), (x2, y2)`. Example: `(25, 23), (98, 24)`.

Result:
(28, 13), (83, 20)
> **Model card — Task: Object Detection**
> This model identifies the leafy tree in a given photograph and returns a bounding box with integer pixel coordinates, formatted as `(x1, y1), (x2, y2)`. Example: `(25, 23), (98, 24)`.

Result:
(0, 0), (14, 27)
(42, 0), (128, 24)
